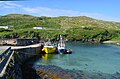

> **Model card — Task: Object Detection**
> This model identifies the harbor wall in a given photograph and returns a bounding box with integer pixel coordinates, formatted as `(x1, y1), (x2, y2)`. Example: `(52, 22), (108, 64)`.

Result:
(1, 46), (41, 79)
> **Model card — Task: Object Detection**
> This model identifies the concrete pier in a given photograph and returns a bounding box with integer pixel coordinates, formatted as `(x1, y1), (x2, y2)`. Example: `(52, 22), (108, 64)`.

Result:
(0, 43), (42, 79)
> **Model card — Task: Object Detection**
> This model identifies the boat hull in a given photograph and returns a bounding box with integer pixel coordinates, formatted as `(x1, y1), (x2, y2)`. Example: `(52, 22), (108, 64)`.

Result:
(58, 49), (66, 53)
(42, 47), (57, 54)
(58, 48), (72, 54)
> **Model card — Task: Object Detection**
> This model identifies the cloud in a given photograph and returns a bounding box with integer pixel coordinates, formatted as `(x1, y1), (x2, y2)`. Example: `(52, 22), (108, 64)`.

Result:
(79, 13), (120, 22)
(22, 7), (120, 22)
(0, 1), (22, 9)
(4, 2), (22, 7)
(22, 7), (80, 17)
(0, 1), (80, 17)
(0, 1), (120, 22)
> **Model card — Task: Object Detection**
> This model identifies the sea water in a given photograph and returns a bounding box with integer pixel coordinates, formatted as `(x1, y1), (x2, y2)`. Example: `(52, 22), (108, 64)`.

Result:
(33, 42), (120, 74)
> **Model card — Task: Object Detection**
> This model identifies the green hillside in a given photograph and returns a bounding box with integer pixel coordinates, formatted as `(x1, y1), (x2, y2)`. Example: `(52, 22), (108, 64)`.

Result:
(1, 14), (120, 29)
(0, 14), (61, 29)
(0, 14), (120, 42)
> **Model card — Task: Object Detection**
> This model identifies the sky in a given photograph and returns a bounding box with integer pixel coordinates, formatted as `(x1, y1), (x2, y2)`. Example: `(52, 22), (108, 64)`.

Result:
(0, 0), (120, 22)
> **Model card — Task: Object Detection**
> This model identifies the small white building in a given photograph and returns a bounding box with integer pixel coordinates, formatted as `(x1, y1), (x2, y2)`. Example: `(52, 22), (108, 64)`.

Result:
(33, 27), (42, 29)
(0, 25), (13, 29)
(33, 26), (46, 30)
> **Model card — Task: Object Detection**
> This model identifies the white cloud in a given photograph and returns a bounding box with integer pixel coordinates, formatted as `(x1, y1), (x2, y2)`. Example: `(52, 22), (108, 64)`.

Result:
(0, 1), (22, 9)
(0, 1), (120, 22)
(4, 2), (22, 7)
(79, 13), (120, 22)
(0, 1), (22, 12)
(23, 7), (42, 13)
(22, 7), (120, 22)
(22, 7), (80, 17)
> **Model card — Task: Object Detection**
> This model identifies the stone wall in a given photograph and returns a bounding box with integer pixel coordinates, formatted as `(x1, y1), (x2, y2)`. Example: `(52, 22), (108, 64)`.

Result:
(1, 46), (41, 79)
(16, 38), (39, 46)
(0, 38), (39, 46)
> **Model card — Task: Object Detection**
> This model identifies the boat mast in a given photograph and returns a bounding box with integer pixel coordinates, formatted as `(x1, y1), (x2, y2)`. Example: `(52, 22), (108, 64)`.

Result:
(60, 35), (62, 43)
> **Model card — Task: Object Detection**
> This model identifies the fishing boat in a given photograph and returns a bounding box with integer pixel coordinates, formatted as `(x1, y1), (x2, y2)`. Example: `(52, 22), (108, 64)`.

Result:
(57, 35), (66, 53)
(57, 35), (72, 54)
(42, 40), (57, 54)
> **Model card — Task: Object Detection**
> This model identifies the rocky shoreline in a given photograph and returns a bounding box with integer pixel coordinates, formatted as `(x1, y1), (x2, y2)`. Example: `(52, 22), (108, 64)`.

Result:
(21, 64), (120, 79)
(68, 40), (120, 46)
(102, 41), (120, 46)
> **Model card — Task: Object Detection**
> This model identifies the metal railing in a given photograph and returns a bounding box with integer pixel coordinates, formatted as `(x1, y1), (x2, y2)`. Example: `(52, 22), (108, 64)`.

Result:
(0, 47), (14, 77)
(0, 47), (11, 62)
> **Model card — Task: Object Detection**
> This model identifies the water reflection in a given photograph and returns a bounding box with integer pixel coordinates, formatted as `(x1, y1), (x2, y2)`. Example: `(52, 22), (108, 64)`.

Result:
(42, 54), (56, 61)
(42, 53), (67, 61)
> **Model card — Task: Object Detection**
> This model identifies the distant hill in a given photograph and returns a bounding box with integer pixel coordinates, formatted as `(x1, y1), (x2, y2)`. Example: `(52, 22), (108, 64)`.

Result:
(1, 14), (120, 42)
(0, 14), (120, 29)
(2, 14), (35, 18)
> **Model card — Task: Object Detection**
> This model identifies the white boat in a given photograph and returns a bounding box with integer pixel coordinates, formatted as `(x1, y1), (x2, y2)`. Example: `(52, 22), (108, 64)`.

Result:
(57, 35), (72, 54)
(57, 35), (66, 53)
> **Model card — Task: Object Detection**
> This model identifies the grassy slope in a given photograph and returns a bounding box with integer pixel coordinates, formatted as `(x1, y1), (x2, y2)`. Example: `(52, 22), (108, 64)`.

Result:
(0, 14), (120, 29)
(0, 14), (120, 41)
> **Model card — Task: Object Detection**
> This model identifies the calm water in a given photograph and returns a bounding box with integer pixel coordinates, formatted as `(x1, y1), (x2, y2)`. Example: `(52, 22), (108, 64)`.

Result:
(33, 42), (120, 74)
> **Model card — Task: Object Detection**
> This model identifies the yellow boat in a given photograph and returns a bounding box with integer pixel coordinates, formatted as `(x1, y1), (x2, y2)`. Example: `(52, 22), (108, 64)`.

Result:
(42, 46), (57, 54)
